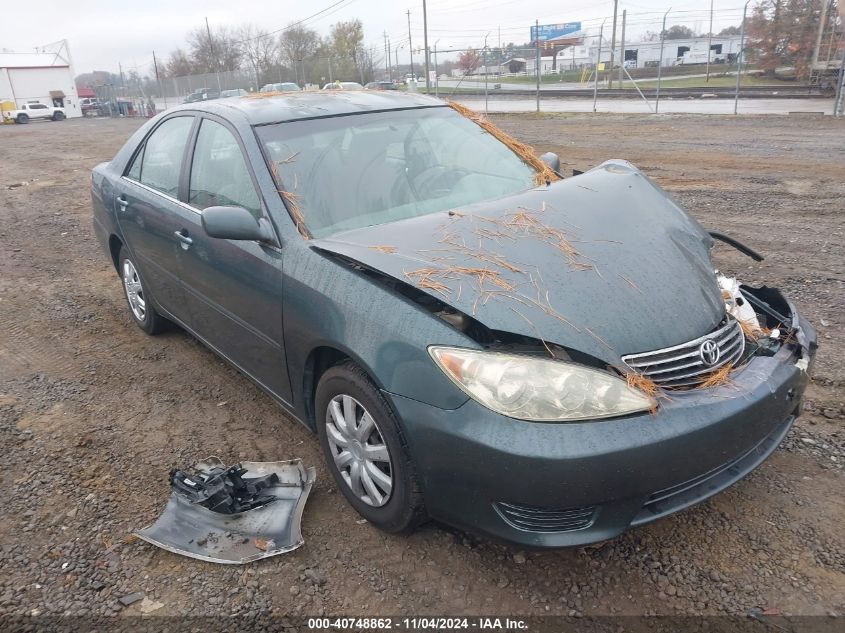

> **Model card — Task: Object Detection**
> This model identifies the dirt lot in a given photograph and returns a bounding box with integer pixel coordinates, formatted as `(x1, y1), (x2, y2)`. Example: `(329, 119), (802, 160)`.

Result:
(0, 113), (843, 622)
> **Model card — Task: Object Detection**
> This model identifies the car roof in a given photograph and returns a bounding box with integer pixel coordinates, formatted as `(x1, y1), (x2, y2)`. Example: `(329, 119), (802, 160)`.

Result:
(167, 91), (445, 126)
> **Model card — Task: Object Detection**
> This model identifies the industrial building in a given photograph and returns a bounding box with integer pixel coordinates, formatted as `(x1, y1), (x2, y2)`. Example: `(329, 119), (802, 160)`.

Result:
(555, 34), (744, 71)
(0, 41), (82, 118)
(457, 34), (743, 77)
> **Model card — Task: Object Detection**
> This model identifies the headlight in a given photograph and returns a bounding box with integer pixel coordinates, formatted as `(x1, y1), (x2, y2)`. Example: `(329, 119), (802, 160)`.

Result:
(429, 346), (656, 422)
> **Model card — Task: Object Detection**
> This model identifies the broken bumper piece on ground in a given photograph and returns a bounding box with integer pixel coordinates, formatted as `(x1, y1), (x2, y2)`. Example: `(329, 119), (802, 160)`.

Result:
(136, 457), (316, 564)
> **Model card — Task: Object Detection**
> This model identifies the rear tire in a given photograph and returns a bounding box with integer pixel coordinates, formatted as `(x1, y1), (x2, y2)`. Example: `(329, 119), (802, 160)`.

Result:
(52, 112), (65, 121)
(16, 114), (29, 124)
(315, 361), (427, 533)
(118, 247), (168, 335)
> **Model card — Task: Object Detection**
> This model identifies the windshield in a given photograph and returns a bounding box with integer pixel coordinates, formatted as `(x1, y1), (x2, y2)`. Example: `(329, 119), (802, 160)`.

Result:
(256, 107), (537, 238)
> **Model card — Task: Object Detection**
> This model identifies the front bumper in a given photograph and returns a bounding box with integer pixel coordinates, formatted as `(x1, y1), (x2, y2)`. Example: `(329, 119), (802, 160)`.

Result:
(387, 314), (816, 548)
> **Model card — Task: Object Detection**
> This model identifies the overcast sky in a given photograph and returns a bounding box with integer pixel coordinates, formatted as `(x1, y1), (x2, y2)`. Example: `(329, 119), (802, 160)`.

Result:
(3, 0), (748, 75)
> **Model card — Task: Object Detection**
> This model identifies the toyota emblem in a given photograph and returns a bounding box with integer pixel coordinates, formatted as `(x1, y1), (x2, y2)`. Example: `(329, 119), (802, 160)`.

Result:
(699, 339), (720, 366)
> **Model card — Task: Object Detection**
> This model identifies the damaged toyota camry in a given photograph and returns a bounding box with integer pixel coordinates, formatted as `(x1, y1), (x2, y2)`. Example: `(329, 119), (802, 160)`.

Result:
(91, 92), (817, 547)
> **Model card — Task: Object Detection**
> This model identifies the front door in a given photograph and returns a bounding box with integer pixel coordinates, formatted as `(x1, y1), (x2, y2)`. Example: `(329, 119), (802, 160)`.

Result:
(175, 116), (291, 404)
(115, 115), (196, 325)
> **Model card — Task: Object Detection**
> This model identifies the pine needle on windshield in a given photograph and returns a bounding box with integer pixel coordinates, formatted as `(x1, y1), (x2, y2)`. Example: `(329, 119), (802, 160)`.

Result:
(447, 101), (561, 187)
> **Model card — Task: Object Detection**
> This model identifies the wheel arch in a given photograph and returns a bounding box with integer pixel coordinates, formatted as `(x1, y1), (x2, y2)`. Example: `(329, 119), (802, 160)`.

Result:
(108, 234), (123, 273)
(302, 344), (388, 432)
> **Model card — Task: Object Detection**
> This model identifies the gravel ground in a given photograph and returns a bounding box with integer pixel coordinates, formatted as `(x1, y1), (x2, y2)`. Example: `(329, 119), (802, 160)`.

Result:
(0, 114), (843, 622)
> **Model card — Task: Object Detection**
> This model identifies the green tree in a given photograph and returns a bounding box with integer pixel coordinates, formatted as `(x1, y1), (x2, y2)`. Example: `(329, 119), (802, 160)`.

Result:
(662, 25), (697, 39)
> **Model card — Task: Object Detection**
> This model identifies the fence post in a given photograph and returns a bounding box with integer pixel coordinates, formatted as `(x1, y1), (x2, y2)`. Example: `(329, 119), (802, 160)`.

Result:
(734, 1), (750, 115)
(835, 48), (845, 117)
(593, 19), (606, 113)
(655, 8), (670, 114)
(535, 20), (540, 113)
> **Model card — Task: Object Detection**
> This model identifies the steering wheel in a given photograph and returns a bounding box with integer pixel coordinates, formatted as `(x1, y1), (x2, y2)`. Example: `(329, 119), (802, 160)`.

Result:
(409, 165), (469, 198)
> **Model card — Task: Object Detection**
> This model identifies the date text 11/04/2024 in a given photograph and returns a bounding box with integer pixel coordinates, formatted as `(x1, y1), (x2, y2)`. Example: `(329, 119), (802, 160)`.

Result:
(307, 617), (529, 630)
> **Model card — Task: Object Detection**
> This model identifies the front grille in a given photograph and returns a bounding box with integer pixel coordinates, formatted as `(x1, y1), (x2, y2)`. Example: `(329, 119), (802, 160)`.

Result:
(621, 318), (745, 388)
(494, 502), (597, 533)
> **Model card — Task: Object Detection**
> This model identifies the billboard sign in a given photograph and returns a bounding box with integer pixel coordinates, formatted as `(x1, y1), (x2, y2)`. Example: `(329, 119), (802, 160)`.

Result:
(530, 22), (581, 42)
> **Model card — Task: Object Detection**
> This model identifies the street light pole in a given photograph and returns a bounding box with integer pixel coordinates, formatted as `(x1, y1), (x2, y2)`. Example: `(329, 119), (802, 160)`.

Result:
(407, 10), (415, 79)
(433, 39), (441, 98)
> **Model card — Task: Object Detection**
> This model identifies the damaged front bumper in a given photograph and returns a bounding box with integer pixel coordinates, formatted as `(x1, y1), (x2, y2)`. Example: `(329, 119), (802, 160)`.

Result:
(387, 296), (817, 548)
(136, 460), (316, 564)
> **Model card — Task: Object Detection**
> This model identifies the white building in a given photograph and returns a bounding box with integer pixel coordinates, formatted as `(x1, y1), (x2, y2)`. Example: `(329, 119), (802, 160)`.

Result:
(0, 41), (82, 117)
(555, 35), (743, 71)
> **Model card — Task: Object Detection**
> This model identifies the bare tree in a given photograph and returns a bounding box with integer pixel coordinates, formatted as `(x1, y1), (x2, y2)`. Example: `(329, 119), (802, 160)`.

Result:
(238, 24), (280, 89)
(166, 49), (194, 78)
(279, 24), (320, 83)
(187, 25), (242, 74)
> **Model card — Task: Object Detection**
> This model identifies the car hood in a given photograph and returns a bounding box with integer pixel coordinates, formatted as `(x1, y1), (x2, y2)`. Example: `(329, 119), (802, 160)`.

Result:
(311, 160), (725, 366)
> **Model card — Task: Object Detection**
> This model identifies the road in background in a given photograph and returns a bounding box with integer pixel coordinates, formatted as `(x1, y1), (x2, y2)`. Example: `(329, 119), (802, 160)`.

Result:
(455, 97), (833, 115)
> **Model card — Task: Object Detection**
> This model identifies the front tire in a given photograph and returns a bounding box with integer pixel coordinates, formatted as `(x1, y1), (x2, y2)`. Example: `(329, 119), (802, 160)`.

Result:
(315, 361), (426, 533)
(118, 247), (167, 335)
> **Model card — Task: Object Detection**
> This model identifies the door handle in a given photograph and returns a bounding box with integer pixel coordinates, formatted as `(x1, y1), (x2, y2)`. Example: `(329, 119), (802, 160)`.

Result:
(117, 195), (128, 212)
(174, 229), (193, 247)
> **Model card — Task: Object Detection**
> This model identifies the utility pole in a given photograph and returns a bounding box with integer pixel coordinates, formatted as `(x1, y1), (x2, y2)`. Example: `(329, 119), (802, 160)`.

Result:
(618, 10), (626, 87)
(655, 8), (670, 113)
(734, 1), (749, 115)
(422, 0), (430, 93)
(608, 0), (618, 89)
(433, 40), (440, 98)
(705, 0), (714, 82)
(407, 10), (415, 78)
(118, 62), (125, 99)
(384, 31), (391, 80)
(205, 17), (222, 91)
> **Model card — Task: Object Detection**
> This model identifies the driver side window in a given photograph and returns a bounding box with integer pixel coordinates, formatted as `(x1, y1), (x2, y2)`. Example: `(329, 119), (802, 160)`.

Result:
(189, 119), (262, 219)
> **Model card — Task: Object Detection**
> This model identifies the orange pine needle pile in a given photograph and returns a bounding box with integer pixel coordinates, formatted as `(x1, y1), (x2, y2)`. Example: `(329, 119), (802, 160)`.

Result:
(447, 101), (561, 187)
(626, 372), (661, 399)
(368, 245), (398, 254)
(280, 190), (310, 239)
(404, 266), (516, 298)
(698, 363), (735, 389)
(625, 373), (662, 414)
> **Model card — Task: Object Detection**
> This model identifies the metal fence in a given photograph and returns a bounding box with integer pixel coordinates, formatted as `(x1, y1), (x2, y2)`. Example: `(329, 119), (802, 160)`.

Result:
(96, 4), (843, 117)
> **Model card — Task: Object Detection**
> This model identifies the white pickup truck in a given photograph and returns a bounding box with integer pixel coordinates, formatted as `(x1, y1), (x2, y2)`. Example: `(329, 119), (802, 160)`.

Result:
(3, 102), (66, 124)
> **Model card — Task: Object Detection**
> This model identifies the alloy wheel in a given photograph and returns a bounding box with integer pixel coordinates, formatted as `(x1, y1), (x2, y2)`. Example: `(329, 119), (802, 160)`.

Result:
(325, 395), (393, 507)
(122, 259), (146, 322)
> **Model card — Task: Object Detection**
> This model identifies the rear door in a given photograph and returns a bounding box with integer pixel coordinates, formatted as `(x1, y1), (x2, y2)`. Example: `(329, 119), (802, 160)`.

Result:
(174, 115), (291, 404)
(115, 114), (197, 324)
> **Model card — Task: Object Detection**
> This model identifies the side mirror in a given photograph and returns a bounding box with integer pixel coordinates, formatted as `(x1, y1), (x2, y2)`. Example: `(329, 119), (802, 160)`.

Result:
(201, 206), (277, 245)
(539, 152), (561, 174)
